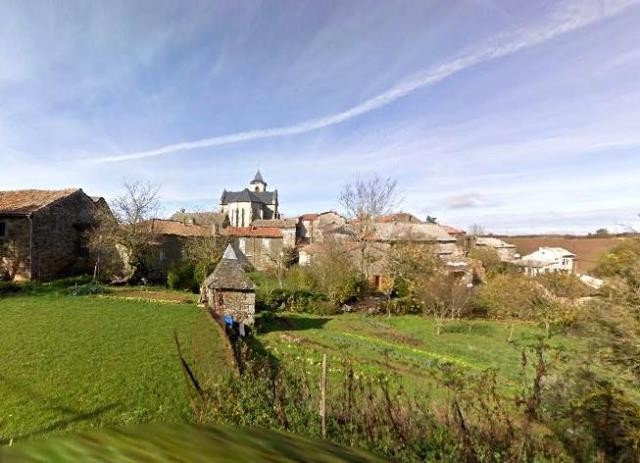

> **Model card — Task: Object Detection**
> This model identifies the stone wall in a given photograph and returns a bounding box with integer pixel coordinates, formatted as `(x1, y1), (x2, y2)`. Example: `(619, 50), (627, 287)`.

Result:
(0, 216), (31, 280)
(213, 289), (255, 325)
(30, 191), (98, 280)
(237, 236), (284, 271)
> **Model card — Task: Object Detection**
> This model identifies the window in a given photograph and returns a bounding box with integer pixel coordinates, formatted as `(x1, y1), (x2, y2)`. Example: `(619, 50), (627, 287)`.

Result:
(0, 221), (6, 238)
(241, 209), (245, 227)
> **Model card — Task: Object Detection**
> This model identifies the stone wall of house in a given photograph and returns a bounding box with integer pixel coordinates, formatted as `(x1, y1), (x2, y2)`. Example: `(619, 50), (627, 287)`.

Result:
(30, 191), (97, 280)
(148, 235), (186, 282)
(0, 216), (31, 280)
(213, 289), (255, 325)
(236, 236), (284, 271)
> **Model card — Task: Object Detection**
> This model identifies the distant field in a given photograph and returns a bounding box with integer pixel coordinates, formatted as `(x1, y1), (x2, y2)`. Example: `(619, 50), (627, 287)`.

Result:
(0, 290), (227, 444)
(502, 235), (629, 273)
(256, 313), (587, 395)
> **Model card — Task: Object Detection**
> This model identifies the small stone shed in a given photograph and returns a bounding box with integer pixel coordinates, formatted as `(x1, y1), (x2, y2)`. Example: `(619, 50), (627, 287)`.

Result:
(202, 245), (256, 325)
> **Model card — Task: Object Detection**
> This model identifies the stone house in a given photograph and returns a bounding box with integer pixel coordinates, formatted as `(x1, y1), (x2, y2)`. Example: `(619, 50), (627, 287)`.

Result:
(224, 226), (288, 271)
(220, 171), (279, 227)
(144, 219), (212, 282)
(0, 188), (106, 281)
(202, 245), (256, 325)
(250, 218), (298, 248)
(169, 210), (228, 234)
(298, 211), (347, 243)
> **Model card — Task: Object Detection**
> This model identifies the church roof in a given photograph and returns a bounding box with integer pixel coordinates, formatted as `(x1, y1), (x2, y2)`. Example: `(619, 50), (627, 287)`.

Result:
(220, 188), (276, 206)
(204, 244), (256, 291)
(250, 170), (265, 184)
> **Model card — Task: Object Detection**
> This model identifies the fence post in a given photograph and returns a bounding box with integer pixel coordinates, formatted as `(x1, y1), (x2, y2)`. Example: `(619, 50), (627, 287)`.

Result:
(320, 353), (327, 439)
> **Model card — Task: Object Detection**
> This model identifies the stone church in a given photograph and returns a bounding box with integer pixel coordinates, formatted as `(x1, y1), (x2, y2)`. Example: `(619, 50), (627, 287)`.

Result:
(220, 170), (279, 227)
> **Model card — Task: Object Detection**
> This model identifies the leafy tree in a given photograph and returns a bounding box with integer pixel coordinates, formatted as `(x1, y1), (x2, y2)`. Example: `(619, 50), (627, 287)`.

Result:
(468, 247), (504, 277)
(305, 237), (366, 307)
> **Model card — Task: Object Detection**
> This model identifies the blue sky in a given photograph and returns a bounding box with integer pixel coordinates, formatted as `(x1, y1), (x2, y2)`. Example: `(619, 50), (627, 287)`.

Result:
(1, 0), (639, 234)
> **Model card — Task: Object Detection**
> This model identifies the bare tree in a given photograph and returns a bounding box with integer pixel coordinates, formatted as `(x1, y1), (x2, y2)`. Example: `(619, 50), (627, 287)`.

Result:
(339, 174), (400, 276)
(468, 223), (485, 236)
(264, 246), (298, 288)
(88, 180), (160, 282)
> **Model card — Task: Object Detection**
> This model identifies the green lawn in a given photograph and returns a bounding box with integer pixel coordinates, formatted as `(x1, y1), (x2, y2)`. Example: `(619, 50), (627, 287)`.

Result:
(0, 290), (228, 444)
(257, 313), (587, 393)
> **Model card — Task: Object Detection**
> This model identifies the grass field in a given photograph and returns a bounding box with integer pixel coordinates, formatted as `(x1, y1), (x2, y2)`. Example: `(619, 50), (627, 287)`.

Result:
(0, 288), (227, 444)
(256, 313), (587, 394)
(4, 424), (381, 462)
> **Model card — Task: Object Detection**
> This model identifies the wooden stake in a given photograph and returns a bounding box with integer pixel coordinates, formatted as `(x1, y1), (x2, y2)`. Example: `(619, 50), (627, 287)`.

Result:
(320, 353), (327, 439)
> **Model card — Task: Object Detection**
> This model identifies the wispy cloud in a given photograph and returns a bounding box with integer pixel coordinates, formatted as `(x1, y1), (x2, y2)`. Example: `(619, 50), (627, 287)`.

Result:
(88, 0), (639, 164)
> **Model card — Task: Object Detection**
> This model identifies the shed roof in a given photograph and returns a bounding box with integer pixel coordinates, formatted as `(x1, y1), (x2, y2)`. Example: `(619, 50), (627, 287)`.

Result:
(205, 245), (256, 291)
(0, 188), (81, 215)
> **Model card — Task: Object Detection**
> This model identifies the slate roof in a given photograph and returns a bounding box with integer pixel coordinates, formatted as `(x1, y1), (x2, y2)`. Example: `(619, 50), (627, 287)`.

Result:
(147, 219), (212, 237)
(250, 170), (265, 184)
(251, 218), (297, 229)
(205, 245), (256, 291)
(220, 189), (276, 205)
(0, 189), (81, 215)
(169, 211), (227, 227)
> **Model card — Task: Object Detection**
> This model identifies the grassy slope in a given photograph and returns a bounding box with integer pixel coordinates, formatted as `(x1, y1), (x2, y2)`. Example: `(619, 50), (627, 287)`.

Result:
(0, 291), (227, 444)
(257, 313), (586, 393)
(4, 424), (382, 463)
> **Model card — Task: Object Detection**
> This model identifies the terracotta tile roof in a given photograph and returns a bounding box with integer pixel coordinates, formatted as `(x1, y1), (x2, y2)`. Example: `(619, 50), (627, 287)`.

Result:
(0, 188), (80, 215)
(442, 225), (466, 236)
(376, 213), (423, 224)
(224, 226), (283, 238)
(148, 219), (212, 237)
(300, 213), (319, 221)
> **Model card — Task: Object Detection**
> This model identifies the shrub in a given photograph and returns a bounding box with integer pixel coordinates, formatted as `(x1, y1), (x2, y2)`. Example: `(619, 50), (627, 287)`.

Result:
(0, 280), (24, 296)
(167, 262), (198, 292)
(256, 287), (328, 314)
(536, 272), (592, 299)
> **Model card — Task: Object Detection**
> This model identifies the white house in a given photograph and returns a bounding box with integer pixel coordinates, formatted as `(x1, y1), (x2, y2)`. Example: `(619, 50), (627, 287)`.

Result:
(519, 247), (576, 276)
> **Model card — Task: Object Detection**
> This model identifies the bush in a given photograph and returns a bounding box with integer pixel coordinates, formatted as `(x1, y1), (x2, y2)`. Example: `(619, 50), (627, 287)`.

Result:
(0, 280), (24, 296)
(167, 262), (198, 292)
(474, 273), (549, 320)
(536, 272), (592, 299)
(256, 287), (328, 314)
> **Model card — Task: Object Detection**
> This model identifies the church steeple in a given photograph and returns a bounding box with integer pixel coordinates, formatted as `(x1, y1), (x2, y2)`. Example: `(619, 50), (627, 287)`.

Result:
(249, 170), (267, 192)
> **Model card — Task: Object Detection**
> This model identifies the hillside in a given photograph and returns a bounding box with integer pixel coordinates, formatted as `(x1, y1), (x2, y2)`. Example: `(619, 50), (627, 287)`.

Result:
(501, 234), (630, 273)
